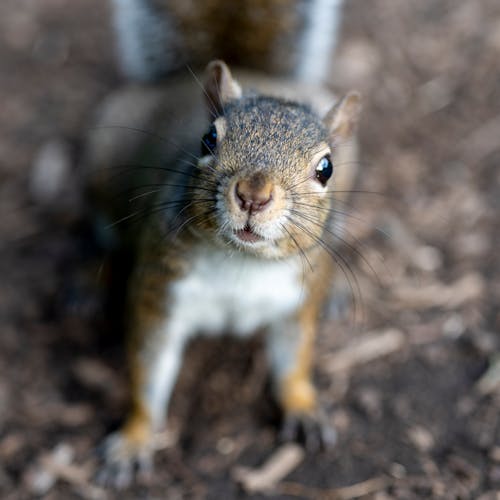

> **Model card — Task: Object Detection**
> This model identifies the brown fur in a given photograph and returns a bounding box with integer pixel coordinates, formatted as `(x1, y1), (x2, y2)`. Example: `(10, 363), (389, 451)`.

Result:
(150, 0), (309, 75)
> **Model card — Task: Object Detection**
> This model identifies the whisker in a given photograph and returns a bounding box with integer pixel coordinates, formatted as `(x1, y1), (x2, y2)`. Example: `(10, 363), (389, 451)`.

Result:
(186, 64), (218, 120)
(89, 163), (211, 179)
(105, 197), (213, 229)
(108, 182), (215, 205)
(130, 182), (215, 194)
(177, 157), (216, 174)
(168, 197), (212, 227)
(128, 188), (163, 202)
(280, 223), (313, 273)
(168, 206), (216, 241)
(128, 199), (215, 232)
(290, 209), (381, 286)
(285, 215), (363, 323)
(90, 125), (202, 163)
(293, 201), (391, 240)
(151, 197), (214, 211)
(279, 223), (309, 299)
(298, 189), (386, 197)
(141, 205), (217, 255)
(287, 172), (315, 191)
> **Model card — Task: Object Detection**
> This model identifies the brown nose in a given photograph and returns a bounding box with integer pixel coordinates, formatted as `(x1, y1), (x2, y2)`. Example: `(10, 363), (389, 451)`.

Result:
(235, 174), (273, 213)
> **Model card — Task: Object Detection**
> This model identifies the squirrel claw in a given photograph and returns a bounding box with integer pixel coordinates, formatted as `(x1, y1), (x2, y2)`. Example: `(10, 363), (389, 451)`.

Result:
(95, 431), (153, 489)
(279, 411), (337, 452)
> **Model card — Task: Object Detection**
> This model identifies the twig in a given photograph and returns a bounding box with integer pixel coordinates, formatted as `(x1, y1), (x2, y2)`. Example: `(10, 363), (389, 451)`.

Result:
(322, 329), (405, 374)
(232, 444), (304, 494)
(279, 476), (390, 499)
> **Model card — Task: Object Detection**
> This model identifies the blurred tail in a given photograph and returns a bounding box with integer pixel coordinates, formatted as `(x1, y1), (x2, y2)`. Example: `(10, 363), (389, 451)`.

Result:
(111, 0), (345, 83)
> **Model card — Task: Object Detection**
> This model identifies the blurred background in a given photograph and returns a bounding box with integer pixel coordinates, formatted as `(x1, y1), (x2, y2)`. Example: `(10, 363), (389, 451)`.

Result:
(1, 0), (499, 498)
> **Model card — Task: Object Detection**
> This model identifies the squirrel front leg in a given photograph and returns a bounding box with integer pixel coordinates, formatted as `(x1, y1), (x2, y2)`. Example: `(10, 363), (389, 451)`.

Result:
(99, 273), (188, 487)
(266, 301), (336, 451)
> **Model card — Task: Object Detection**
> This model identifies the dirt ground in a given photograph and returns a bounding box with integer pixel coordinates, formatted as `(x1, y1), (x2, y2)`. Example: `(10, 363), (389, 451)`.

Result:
(1, 0), (500, 498)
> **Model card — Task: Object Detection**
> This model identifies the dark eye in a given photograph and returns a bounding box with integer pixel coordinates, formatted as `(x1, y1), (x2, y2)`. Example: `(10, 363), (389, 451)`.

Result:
(201, 124), (217, 156)
(315, 155), (333, 186)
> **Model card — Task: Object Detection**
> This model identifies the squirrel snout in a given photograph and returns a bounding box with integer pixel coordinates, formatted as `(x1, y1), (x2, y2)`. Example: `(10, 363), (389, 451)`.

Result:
(235, 175), (273, 213)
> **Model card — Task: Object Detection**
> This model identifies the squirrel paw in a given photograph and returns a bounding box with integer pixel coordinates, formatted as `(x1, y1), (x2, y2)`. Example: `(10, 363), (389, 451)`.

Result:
(96, 431), (154, 489)
(279, 411), (337, 452)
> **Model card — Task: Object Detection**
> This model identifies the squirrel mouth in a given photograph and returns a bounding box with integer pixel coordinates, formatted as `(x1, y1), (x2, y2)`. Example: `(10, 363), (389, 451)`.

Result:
(234, 224), (264, 243)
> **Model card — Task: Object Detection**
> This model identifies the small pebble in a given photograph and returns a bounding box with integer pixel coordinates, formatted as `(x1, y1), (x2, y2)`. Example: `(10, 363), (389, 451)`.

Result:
(216, 437), (235, 455)
(30, 139), (72, 205)
(407, 426), (434, 452)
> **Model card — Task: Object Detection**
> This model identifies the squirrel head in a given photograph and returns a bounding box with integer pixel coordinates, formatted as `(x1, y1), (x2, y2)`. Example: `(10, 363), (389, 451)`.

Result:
(189, 60), (361, 259)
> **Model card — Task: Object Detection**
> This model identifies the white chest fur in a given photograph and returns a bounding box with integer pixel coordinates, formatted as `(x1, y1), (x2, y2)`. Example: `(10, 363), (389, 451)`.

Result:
(168, 246), (305, 338)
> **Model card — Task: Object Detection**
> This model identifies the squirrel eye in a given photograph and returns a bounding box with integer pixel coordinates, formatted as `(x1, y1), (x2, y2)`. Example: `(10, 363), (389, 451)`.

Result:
(201, 124), (217, 156)
(315, 155), (333, 186)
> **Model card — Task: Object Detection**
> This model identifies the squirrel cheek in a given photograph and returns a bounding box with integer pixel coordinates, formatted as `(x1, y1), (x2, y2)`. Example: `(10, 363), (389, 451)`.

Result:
(267, 184), (287, 216)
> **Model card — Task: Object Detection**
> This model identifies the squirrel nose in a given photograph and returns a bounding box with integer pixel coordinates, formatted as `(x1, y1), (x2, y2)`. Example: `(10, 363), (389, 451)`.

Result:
(235, 174), (273, 213)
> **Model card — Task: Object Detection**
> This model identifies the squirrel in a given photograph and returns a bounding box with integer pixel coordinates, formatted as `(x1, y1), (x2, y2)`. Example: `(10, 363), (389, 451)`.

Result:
(84, 0), (360, 487)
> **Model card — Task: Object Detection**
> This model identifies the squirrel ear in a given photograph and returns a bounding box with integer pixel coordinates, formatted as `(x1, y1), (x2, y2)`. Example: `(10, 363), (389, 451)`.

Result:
(323, 91), (362, 142)
(204, 60), (242, 116)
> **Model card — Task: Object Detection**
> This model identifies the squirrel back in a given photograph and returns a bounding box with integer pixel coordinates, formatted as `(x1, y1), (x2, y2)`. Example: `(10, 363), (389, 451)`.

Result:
(111, 0), (345, 83)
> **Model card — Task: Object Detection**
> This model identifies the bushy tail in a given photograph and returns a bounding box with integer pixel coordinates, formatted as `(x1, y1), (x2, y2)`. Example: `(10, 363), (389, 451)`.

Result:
(111, 0), (345, 83)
